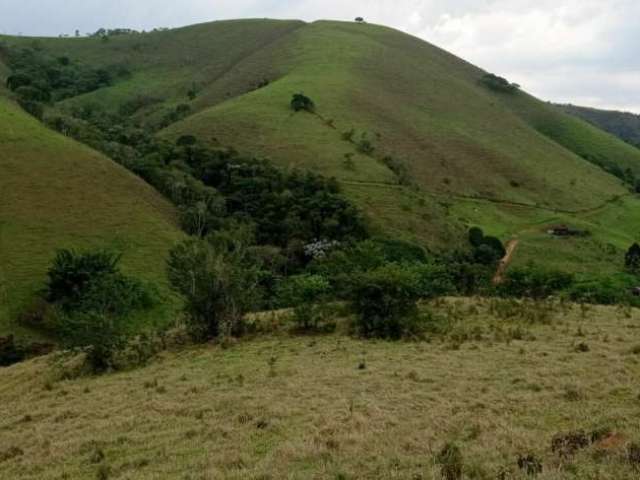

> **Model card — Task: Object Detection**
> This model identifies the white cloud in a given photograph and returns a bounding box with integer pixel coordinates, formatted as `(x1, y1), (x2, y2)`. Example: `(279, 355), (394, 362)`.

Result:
(0, 0), (638, 112)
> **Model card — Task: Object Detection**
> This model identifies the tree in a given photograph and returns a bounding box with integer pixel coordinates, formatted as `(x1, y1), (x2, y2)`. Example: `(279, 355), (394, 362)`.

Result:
(349, 263), (423, 339)
(46, 249), (155, 372)
(6, 73), (31, 91)
(57, 311), (129, 372)
(625, 243), (640, 274)
(276, 274), (331, 331)
(355, 17), (365, 23)
(291, 93), (315, 112)
(167, 236), (263, 341)
(468, 227), (484, 247)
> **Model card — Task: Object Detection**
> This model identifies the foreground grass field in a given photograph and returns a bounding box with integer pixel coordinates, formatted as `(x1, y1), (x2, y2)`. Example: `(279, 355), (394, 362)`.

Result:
(2, 299), (640, 479)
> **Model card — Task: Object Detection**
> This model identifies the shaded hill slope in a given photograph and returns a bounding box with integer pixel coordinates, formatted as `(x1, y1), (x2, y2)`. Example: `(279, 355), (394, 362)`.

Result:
(556, 103), (640, 148)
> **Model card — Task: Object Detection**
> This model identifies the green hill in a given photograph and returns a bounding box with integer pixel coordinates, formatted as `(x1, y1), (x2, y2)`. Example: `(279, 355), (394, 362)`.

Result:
(556, 103), (640, 148)
(0, 95), (183, 338)
(3, 19), (640, 275)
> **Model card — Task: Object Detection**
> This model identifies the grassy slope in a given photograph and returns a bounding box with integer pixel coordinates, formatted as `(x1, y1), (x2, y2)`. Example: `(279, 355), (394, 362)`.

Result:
(556, 104), (640, 147)
(4, 19), (640, 266)
(2, 300), (640, 478)
(0, 96), (183, 338)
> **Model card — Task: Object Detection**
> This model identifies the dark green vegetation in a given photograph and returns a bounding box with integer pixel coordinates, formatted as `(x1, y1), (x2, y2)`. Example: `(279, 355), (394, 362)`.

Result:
(47, 249), (156, 371)
(557, 104), (640, 148)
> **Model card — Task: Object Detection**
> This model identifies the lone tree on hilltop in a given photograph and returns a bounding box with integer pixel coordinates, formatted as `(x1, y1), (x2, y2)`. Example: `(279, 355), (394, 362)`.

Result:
(355, 17), (365, 23)
(291, 93), (315, 113)
(625, 242), (640, 274)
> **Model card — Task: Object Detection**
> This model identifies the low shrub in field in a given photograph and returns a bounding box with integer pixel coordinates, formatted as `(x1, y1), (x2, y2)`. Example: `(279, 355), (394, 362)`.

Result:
(291, 93), (315, 112)
(500, 264), (574, 299)
(167, 236), (262, 341)
(57, 311), (130, 372)
(45, 249), (156, 372)
(436, 443), (464, 480)
(0, 336), (25, 367)
(567, 275), (639, 306)
(348, 263), (423, 339)
(517, 454), (542, 475)
(276, 274), (332, 331)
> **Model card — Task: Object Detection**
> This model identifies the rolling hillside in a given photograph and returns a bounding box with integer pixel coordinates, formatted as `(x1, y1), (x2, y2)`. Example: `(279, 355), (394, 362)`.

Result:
(2, 19), (640, 275)
(0, 93), (183, 338)
(557, 104), (640, 147)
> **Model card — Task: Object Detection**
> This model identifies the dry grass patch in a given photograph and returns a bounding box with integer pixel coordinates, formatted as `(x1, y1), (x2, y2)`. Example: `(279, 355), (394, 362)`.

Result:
(1, 299), (640, 478)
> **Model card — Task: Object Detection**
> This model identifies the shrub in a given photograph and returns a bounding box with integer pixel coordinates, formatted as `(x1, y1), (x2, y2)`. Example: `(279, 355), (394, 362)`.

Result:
(291, 93), (315, 112)
(436, 443), (464, 480)
(500, 265), (574, 299)
(628, 442), (640, 469)
(0, 335), (26, 367)
(381, 156), (412, 185)
(44, 249), (156, 371)
(517, 454), (542, 475)
(480, 73), (520, 93)
(56, 311), (129, 372)
(276, 274), (332, 331)
(47, 249), (113, 295)
(356, 133), (375, 155)
(167, 237), (262, 341)
(468, 227), (484, 248)
(412, 262), (455, 298)
(47, 249), (119, 309)
(567, 275), (638, 306)
(467, 228), (505, 265)
(349, 263), (423, 339)
(625, 243), (640, 274)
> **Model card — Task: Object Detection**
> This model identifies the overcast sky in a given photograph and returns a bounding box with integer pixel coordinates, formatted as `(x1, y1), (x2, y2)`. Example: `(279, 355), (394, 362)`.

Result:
(1, 0), (638, 113)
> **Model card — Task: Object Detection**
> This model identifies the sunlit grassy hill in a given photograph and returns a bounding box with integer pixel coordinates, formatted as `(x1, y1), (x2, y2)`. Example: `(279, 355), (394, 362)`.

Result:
(556, 104), (640, 148)
(3, 18), (640, 276)
(0, 95), (183, 337)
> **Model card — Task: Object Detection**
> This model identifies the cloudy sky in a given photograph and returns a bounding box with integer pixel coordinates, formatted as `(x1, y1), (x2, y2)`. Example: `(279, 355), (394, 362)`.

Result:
(1, 0), (638, 112)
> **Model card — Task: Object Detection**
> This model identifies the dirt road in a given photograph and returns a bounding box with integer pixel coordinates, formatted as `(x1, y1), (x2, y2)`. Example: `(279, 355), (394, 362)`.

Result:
(493, 238), (519, 284)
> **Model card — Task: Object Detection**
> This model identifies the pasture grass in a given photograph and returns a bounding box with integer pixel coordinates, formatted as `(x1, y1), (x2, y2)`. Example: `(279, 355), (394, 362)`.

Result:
(2, 298), (640, 478)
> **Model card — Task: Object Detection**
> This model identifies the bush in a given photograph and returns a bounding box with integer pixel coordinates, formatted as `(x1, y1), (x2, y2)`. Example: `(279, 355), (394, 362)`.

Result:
(167, 237), (262, 341)
(500, 265), (574, 299)
(349, 263), (423, 339)
(56, 311), (129, 372)
(436, 443), (464, 480)
(0, 335), (26, 367)
(46, 249), (120, 305)
(480, 73), (520, 93)
(625, 243), (640, 274)
(468, 227), (484, 247)
(466, 228), (505, 265)
(412, 262), (455, 299)
(45, 249), (152, 316)
(291, 93), (315, 112)
(44, 249), (156, 371)
(276, 274), (332, 331)
(567, 275), (637, 306)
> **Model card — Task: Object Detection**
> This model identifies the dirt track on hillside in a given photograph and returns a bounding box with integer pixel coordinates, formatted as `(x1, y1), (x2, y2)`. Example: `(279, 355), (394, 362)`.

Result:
(493, 239), (519, 284)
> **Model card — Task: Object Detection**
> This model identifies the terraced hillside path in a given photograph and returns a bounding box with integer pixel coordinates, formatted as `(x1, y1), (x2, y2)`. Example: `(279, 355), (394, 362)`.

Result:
(493, 239), (519, 285)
